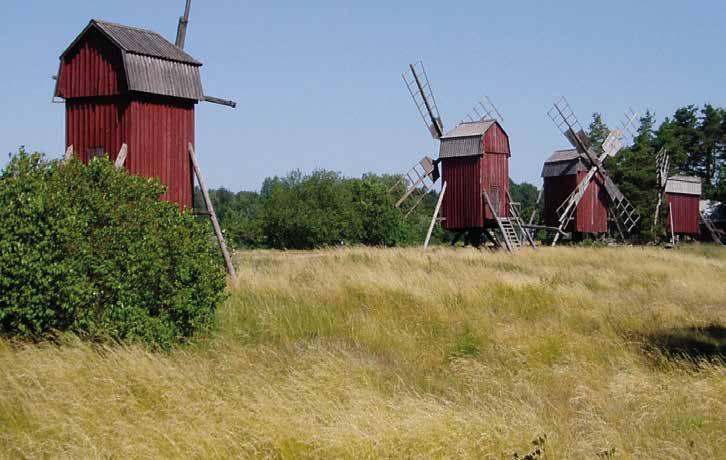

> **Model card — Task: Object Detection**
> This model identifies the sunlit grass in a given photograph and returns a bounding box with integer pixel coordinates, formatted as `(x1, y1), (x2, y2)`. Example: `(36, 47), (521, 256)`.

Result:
(1, 245), (724, 458)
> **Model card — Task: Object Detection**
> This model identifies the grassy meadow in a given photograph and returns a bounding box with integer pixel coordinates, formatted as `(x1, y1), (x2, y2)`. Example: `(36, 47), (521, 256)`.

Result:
(1, 245), (725, 458)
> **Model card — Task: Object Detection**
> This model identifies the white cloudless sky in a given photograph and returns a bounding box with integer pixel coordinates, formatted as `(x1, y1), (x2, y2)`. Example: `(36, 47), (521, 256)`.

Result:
(1, 0), (724, 190)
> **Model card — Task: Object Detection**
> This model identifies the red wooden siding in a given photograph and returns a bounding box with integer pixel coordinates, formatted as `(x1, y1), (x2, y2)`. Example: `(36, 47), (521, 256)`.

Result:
(483, 122), (510, 155)
(543, 175), (577, 231)
(126, 97), (195, 208)
(441, 156), (483, 230)
(65, 95), (194, 208)
(543, 173), (607, 233)
(482, 152), (509, 220)
(575, 171), (607, 233)
(66, 97), (129, 163)
(666, 193), (700, 235)
(57, 28), (126, 99)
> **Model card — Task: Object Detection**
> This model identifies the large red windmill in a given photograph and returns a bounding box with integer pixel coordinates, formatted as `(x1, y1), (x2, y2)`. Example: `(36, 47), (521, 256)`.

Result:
(393, 61), (535, 252)
(53, 0), (237, 276)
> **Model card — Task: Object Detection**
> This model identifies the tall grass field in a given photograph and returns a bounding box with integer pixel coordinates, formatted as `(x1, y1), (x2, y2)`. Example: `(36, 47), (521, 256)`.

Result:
(1, 246), (724, 458)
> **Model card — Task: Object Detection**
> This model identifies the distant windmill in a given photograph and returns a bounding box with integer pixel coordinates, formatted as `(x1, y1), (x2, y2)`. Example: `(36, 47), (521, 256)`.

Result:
(545, 98), (641, 245)
(393, 61), (535, 252)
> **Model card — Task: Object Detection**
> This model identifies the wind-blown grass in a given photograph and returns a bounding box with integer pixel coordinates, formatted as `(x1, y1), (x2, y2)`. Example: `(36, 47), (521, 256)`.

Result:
(1, 246), (725, 458)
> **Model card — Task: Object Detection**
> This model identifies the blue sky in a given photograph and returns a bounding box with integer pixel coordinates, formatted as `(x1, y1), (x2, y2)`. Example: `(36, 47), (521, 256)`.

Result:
(1, 0), (724, 190)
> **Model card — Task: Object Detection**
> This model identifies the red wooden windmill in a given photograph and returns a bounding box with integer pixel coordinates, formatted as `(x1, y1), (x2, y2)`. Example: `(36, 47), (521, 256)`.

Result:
(53, 0), (237, 277)
(394, 61), (535, 252)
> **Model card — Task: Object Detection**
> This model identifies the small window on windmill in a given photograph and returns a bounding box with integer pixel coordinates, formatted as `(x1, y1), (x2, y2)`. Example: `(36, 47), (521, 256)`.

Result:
(86, 147), (105, 159)
(490, 186), (501, 212)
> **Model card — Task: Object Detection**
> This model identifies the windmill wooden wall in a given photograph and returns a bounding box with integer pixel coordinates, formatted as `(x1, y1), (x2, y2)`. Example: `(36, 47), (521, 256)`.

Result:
(55, 20), (203, 208)
(542, 151), (608, 234)
(440, 121), (510, 231)
(666, 193), (700, 236)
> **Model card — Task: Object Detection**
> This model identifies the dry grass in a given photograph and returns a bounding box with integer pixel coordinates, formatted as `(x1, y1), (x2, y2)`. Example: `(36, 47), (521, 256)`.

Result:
(1, 245), (725, 459)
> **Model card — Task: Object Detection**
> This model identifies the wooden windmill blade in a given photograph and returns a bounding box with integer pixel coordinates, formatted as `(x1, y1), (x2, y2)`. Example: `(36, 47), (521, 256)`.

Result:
(389, 155), (440, 218)
(548, 100), (641, 243)
(467, 96), (504, 123)
(403, 61), (444, 139)
(175, 0), (192, 49)
(653, 148), (671, 228)
(547, 97), (591, 155)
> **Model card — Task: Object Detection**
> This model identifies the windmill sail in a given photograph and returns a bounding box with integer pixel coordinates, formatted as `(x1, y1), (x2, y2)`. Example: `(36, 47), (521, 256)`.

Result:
(548, 98), (641, 243)
(467, 96), (504, 123)
(403, 61), (443, 139)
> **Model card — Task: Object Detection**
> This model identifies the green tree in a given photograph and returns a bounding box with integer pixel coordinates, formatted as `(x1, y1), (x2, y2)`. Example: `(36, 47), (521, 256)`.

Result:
(588, 113), (610, 155)
(607, 111), (659, 239)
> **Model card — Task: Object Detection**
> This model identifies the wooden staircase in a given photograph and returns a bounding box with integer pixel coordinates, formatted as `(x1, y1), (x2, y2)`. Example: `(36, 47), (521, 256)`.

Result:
(499, 218), (521, 249)
(482, 190), (537, 253)
(701, 212), (724, 245)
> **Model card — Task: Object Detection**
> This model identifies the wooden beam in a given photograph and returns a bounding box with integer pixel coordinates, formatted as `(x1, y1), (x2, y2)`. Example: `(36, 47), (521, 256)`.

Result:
(203, 95), (237, 108)
(188, 143), (237, 280)
(669, 202), (676, 247)
(63, 145), (74, 163)
(423, 181), (446, 252)
(175, 0), (192, 49)
(114, 143), (128, 169)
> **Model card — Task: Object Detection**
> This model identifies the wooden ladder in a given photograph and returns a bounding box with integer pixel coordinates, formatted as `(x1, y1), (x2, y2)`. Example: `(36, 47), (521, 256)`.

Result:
(499, 218), (521, 249)
(483, 190), (524, 253)
(507, 191), (537, 250)
(701, 212), (724, 245)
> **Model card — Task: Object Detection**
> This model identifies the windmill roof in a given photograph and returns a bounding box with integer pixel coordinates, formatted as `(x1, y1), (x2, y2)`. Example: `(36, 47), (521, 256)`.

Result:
(668, 175), (701, 184)
(62, 20), (202, 65)
(544, 149), (585, 163)
(665, 175), (702, 195)
(440, 120), (495, 139)
(57, 19), (204, 101)
(541, 149), (588, 177)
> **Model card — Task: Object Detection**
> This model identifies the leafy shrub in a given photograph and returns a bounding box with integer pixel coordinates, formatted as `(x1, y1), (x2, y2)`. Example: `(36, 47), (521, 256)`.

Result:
(0, 149), (227, 348)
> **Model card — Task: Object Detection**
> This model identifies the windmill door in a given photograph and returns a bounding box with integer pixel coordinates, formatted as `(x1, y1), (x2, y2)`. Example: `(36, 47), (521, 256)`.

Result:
(490, 186), (500, 216)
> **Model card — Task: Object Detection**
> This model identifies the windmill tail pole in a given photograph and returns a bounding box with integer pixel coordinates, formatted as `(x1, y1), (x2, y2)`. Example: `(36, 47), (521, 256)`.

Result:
(188, 143), (237, 281)
(175, 0), (192, 49)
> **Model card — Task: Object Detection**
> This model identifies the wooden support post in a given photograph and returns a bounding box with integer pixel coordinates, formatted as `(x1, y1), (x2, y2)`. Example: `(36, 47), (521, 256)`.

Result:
(188, 143), (237, 280)
(63, 145), (74, 163)
(424, 181), (446, 252)
(669, 202), (676, 247)
(114, 144), (128, 169)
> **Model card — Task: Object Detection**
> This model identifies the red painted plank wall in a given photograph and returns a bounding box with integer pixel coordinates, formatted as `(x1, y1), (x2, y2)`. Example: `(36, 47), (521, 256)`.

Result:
(66, 95), (195, 208)
(666, 193), (700, 235)
(543, 173), (607, 233)
(543, 175), (577, 231)
(482, 152), (509, 220)
(483, 122), (510, 155)
(575, 171), (608, 233)
(126, 97), (195, 208)
(57, 28), (126, 99)
(66, 97), (128, 163)
(441, 156), (483, 230)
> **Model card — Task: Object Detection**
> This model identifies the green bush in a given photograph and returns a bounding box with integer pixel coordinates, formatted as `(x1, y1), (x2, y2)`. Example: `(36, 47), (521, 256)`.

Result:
(0, 149), (228, 348)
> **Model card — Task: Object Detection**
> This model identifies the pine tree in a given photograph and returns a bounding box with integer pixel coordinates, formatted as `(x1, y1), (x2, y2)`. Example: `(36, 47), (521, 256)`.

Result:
(587, 113), (610, 155)
(606, 111), (659, 239)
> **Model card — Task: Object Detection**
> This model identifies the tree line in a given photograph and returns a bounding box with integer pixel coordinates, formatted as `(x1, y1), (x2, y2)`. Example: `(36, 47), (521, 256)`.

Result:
(200, 103), (724, 249)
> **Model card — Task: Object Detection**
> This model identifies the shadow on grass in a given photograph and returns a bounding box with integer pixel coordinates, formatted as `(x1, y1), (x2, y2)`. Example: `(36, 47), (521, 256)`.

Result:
(643, 324), (726, 362)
